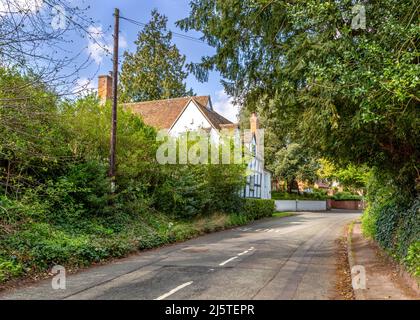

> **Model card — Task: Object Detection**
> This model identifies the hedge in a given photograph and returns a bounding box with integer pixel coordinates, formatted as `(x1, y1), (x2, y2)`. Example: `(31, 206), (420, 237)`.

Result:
(240, 198), (275, 220)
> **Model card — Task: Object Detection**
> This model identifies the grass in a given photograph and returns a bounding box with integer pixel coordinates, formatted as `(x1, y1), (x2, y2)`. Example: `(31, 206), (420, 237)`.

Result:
(272, 212), (296, 218)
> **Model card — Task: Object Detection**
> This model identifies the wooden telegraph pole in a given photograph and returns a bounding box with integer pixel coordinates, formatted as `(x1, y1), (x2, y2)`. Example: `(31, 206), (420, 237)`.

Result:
(109, 8), (119, 192)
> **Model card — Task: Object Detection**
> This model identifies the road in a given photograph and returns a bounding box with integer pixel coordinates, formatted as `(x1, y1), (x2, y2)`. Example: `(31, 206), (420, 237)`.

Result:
(0, 210), (361, 300)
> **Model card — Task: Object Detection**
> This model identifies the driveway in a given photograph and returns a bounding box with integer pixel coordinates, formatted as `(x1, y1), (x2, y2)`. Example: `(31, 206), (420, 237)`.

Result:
(0, 210), (361, 300)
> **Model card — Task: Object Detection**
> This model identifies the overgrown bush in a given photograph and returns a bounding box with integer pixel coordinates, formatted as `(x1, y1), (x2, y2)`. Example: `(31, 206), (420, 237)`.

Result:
(154, 163), (245, 218)
(241, 199), (275, 220)
(362, 171), (419, 275)
(0, 69), (254, 285)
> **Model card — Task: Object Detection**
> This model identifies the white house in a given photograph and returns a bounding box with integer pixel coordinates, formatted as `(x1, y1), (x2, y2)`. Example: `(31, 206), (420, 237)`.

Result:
(98, 74), (271, 199)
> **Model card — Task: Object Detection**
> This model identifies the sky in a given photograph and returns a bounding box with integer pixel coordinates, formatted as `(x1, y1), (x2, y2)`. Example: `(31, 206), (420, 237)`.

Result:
(73, 0), (240, 122)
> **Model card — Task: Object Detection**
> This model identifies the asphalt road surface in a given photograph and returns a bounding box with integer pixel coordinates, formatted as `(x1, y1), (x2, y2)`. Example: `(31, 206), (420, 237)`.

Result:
(0, 210), (361, 300)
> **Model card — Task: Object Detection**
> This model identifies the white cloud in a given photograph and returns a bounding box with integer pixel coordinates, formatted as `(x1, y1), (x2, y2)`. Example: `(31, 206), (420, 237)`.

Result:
(0, 0), (44, 15)
(212, 89), (240, 123)
(86, 25), (127, 65)
(75, 77), (96, 96)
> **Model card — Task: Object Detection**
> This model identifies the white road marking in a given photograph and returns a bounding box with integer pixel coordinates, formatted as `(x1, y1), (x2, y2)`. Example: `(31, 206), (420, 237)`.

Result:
(238, 250), (249, 256)
(275, 230), (281, 233)
(220, 247), (255, 265)
(255, 229), (262, 232)
(154, 281), (193, 300)
(219, 256), (238, 266)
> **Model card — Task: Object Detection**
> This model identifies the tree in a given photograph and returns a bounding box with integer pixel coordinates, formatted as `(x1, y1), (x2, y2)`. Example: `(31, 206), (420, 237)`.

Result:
(317, 159), (369, 193)
(178, 0), (419, 194)
(120, 10), (193, 103)
(0, 0), (97, 94)
(272, 143), (319, 193)
(335, 165), (369, 193)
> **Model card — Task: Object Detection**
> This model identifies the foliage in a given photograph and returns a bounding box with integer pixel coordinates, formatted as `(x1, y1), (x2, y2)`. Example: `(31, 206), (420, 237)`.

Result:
(335, 165), (369, 193)
(154, 163), (245, 219)
(331, 192), (362, 201)
(177, 0), (420, 270)
(178, 0), (419, 194)
(120, 9), (193, 103)
(362, 171), (419, 273)
(0, 69), (254, 284)
(272, 190), (327, 201)
(271, 143), (319, 192)
(240, 199), (274, 220)
(317, 159), (337, 182)
(272, 212), (295, 218)
(0, 0), (98, 94)
(0, 68), (70, 196)
(405, 242), (420, 277)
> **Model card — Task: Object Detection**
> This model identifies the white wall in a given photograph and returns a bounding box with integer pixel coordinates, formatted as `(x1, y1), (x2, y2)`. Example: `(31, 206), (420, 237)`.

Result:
(275, 200), (327, 211)
(297, 201), (326, 211)
(275, 200), (297, 211)
(169, 100), (212, 135)
(262, 170), (271, 199)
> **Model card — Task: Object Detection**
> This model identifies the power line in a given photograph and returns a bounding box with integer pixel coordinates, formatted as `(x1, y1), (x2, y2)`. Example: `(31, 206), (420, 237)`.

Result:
(119, 16), (208, 45)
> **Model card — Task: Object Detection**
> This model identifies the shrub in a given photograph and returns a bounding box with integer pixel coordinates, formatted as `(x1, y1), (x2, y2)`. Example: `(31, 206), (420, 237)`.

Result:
(0, 257), (23, 282)
(332, 191), (362, 201)
(405, 242), (420, 276)
(241, 199), (275, 220)
(153, 163), (245, 219)
(272, 191), (327, 200)
(362, 171), (419, 275)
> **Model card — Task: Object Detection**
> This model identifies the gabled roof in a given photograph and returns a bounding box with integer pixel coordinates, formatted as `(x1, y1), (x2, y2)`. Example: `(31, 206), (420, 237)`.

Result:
(124, 95), (233, 130)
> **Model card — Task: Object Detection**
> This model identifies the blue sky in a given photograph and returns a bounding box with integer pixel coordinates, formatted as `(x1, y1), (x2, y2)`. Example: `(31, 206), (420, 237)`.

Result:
(75, 0), (239, 122)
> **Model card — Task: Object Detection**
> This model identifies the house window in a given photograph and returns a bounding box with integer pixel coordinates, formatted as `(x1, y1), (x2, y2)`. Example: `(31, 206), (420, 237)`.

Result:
(249, 175), (255, 192)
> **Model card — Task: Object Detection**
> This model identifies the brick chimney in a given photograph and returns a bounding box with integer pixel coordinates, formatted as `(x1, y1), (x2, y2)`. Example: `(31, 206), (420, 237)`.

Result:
(98, 74), (113, 104)
(250, 112), (259, 134)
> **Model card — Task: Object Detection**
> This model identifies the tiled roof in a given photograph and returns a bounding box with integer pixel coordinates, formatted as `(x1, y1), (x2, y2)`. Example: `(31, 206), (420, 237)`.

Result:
(194, 103), (233, 130)
(123, 96), (233, 130)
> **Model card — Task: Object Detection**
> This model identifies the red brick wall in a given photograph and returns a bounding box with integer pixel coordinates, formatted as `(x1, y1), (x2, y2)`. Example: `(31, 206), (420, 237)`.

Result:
(327, 199), (365, 210)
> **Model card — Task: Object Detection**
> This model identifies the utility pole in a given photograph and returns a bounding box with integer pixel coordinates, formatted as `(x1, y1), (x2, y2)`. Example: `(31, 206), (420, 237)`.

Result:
(109, 8), (119, 192)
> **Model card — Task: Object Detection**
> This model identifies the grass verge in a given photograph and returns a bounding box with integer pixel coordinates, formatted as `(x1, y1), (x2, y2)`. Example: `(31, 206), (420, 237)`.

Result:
(272, 212), (296, 218)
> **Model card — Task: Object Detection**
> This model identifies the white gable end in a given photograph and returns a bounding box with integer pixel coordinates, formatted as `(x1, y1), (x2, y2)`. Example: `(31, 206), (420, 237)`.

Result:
(169, 100), (212, 135)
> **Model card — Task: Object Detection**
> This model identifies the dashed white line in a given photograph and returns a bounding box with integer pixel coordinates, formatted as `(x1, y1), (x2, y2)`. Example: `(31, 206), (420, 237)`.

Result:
(219, 256), (238, 266)
(220, 247), (255, 265)
(238, 250), (249, 256)
(154, 281), (193, 300)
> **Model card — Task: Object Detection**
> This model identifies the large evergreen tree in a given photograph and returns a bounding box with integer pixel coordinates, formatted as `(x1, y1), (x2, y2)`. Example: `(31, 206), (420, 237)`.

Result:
(178, 0), (419, 193)
(120, 9), (193, 102)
